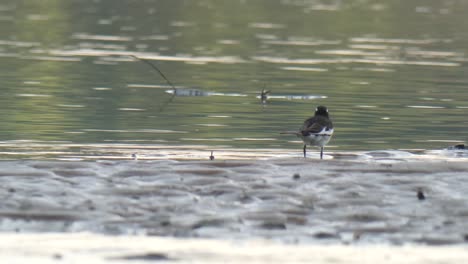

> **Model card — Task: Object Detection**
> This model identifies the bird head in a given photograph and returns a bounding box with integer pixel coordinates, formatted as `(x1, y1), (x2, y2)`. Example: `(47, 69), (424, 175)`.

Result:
(315, 106), (329, 117)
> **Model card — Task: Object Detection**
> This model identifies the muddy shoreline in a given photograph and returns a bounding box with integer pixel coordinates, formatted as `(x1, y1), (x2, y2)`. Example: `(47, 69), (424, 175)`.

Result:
(1, 155), (468, 245)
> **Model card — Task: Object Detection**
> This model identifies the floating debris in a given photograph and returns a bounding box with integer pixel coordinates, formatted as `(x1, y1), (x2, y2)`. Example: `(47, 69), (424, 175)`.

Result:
(166, 88), (209, 97)
(165, 88), (247, 97)
(258, 94), (327, 100)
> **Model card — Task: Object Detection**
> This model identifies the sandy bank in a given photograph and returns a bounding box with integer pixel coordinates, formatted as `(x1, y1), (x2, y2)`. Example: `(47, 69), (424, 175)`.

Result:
(1, 233), (468, 263)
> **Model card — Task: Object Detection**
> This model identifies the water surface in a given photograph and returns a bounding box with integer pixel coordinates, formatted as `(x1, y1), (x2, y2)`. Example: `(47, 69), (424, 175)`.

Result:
(1, 0), (468, 156)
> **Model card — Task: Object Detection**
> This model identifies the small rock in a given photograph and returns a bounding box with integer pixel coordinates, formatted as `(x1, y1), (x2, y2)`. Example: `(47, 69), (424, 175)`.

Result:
(261, 222), (286, 230)
(417, 188), (425, 201)
(114, 252), (172, 261)
(52, 253), (63, 260)
(453, 144), (466, 150)
(314, 232), (339, 239)
(353, 231), (362, 241)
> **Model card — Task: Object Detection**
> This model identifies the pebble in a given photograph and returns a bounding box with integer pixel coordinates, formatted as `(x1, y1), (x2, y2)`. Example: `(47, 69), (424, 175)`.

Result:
(417, 188), (426, 201)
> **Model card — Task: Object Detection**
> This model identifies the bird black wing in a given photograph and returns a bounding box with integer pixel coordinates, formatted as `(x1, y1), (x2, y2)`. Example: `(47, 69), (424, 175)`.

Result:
(300, 116), (333, 136)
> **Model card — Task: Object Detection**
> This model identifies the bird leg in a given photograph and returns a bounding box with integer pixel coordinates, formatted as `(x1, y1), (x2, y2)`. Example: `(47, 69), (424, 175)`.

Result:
(303, 145), (307, 158)
(320, 147), (323, 160)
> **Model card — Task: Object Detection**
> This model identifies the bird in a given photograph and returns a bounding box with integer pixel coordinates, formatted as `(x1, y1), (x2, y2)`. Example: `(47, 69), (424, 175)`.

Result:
(260, 89), (270, 104)
(299, 106), (334, 159)
(281, 106), (334, 159)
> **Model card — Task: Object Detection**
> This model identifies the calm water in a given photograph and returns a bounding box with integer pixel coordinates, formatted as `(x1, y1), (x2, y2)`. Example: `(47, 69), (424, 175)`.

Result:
(1, 0), (468, 158)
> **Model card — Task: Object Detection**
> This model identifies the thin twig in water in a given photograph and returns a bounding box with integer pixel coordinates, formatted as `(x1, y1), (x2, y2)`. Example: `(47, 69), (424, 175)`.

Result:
(129, 55), (177, 112)
(129, 55), (176, 91)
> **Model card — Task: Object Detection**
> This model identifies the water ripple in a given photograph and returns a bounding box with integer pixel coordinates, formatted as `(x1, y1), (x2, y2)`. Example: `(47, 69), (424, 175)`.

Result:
(72, 33), (133, 42)
(49, 49), (245, 64)
(264, 39), (341, 46)
(407, 105), (445, 109)
(350, 37), (451, 45)
(281, 66), (328, 72)
(252, 56), (460, 67)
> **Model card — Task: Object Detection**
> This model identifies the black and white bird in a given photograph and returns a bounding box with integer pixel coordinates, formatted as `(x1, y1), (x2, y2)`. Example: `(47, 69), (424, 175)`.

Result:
(282, 106), (334, 159)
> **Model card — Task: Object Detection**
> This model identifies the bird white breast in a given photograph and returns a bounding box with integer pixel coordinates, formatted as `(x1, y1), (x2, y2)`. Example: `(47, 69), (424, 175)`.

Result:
(300, 128), (334, 147)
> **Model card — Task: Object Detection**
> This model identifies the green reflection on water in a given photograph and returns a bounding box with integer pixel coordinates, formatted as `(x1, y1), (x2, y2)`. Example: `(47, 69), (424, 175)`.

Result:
(1, 0), (468, 154)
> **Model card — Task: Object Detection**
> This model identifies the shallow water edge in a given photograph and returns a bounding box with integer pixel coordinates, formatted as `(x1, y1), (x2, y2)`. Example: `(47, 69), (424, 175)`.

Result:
(0, 140), (467, 161)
